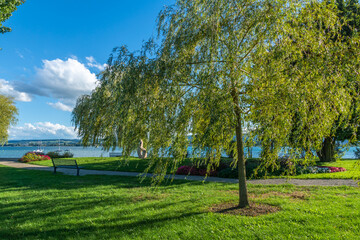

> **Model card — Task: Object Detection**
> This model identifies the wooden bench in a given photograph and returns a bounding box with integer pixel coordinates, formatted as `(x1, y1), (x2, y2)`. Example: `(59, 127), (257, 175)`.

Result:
(52, 159), (83, 176)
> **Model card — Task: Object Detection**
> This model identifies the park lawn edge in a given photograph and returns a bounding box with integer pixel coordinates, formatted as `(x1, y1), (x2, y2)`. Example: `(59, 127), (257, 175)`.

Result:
(27, 156), (360, 179)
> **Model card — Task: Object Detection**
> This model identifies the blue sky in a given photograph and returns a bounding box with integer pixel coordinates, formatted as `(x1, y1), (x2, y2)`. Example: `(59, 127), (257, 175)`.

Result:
(0, 0), (172, 140)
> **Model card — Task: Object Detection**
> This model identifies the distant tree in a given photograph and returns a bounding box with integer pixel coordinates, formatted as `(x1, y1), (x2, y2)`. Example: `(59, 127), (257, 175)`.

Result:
(317, 0), (360, 162)
(0, 0), (23, 143)
(279, 0), (360, 162)
(249, 0), (360, 164)
(0, 0), (25, 34)
(0, 96), (17, 145)
(73, 0), (346, 208)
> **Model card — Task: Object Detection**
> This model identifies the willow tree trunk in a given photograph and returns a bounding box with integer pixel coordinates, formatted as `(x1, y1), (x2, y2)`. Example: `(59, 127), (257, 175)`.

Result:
(235, 114), (249, 208)
(231, 88), (249, 208)
(317, 136), (336, 162)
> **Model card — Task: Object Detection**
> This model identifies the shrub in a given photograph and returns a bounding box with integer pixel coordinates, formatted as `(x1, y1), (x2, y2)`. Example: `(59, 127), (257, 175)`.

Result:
(218, 168), (238, 178)
(175, 165), (217, 176)
(62, 151), (74, 158)
(300, 166), (346, 174)
(176, 166), (192, 175)
(19, 152), (51, 163)
(319, 166), (346, 173)
(46, 151), (61, 158)
(46, 151), (74, 158)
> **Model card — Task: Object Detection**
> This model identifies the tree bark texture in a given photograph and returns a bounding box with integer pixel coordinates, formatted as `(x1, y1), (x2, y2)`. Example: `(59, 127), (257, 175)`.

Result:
(231, 87), (249, 208)
(317, 136), (336, 162)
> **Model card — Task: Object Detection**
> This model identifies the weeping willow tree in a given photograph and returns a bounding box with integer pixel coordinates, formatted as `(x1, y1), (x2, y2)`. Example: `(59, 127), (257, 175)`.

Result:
(248, 0), (360, 168)
(73, 0), (349, 208)
(0, 95), (17, 144)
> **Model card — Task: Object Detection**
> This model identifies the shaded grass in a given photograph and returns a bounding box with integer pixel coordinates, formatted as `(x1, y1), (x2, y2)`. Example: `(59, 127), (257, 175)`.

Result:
(0, 165), (359, 239)
(30, 157), (360, 180)
(29, 156), (190, 173)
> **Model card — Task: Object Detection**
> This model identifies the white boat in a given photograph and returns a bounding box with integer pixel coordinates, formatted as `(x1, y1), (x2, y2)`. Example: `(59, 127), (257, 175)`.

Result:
(55, 139), (62, 152)
(32, 149), (44, 154)
(33, 141), (44, 154)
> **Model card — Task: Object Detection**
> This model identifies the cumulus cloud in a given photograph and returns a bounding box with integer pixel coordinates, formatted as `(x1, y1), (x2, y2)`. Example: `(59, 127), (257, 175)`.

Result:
(15, 58), (99, 111)
(35, 58), (98, 100)
(8, 122), (78, 140)
(47, 102), (73, 112)
(86, 56), (107, 71)
(6, 57), (102, 111)
(0, 79), (32, 102)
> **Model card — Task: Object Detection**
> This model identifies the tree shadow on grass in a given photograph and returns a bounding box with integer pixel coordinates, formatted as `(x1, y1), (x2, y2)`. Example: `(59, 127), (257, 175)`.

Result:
(0, 166), (212, 192)
(0, 210), (204, 239)
(0, 167), (204, 239)
(0, 165), (228, 239)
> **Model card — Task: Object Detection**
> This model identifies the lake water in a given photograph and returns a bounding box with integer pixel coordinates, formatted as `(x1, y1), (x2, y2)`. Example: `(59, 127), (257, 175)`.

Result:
(0, 145), (358, 159)
(0, 146), (111, 158)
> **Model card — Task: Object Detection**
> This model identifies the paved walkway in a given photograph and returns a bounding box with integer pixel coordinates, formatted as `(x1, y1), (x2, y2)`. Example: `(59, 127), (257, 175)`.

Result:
(0, 158), (358, 187)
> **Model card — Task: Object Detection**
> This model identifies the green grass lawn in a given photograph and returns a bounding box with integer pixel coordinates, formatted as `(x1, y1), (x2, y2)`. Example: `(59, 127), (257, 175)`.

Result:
(0, 165), (360, 239)
(290, 159), (360, 179)
(29, 157), (360, 180)
(28, 156), (174, 173)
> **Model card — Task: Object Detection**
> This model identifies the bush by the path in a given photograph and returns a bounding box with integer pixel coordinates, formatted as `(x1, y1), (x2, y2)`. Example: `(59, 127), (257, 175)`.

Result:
(175, 165), (217, 176)
(176, 158), (348, 179)
(19, 152), (51, 163)
(46, 151), (74, 159)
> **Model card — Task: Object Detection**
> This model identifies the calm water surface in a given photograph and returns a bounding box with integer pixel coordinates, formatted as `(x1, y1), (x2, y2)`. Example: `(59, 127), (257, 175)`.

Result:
(0, 146), (111, 158)
(0, 146), (357, 159)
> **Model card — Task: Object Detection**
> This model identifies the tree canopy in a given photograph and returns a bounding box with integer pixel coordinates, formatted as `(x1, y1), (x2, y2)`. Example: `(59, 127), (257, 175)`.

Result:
(0, 0), (25, 34)
(0, 0), (22, 143)
(0, 95), (17, 144)
(73, 0), (357, 208)
(249, 0), (360, 163)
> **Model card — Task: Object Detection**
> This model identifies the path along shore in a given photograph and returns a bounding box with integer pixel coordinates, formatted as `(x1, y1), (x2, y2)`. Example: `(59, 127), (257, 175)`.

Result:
(0, 158), (358, 187)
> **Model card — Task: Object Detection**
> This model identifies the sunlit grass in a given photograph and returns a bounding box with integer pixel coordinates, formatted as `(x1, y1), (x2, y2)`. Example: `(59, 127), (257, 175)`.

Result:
(0, 165), (360, 239)
(290, 159), (360, 179)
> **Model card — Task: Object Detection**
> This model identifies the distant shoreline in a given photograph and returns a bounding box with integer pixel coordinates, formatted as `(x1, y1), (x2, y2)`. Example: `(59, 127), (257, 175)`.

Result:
(4, 139), (82, 147)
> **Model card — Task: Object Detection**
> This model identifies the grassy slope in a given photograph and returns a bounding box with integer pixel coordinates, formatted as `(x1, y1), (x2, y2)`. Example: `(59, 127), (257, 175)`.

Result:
(0, 165), (359, 239)
(30, 157), (360, 179)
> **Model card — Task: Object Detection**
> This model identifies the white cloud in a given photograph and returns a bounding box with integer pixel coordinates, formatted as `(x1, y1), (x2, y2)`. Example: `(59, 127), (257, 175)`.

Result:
(0, 79), (32, 102)
(86, 56), (107, 71)
(35, 58), (98, 100)
(47, 102), (73, 112)
(8, 57), (101, 111)
(8, 122), (78, 140)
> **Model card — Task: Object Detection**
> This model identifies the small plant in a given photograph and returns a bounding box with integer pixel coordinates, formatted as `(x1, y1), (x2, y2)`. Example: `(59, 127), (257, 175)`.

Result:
(19, 152), (51, 163)
(302, 166), (346, 174)
(62, 151), (74, 158)
(46, 151), (74, 158)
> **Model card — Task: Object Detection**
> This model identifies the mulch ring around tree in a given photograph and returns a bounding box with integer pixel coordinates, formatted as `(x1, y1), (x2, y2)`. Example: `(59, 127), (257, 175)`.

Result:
(209, 202), (280, 217)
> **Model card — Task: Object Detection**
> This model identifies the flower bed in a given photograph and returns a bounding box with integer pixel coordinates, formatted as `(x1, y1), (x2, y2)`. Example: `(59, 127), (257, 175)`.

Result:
(318, 166), (346, 173)
(175, 165), (217, 177)
(305, 166), (346, 174)
(19, 152), (51, 163)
